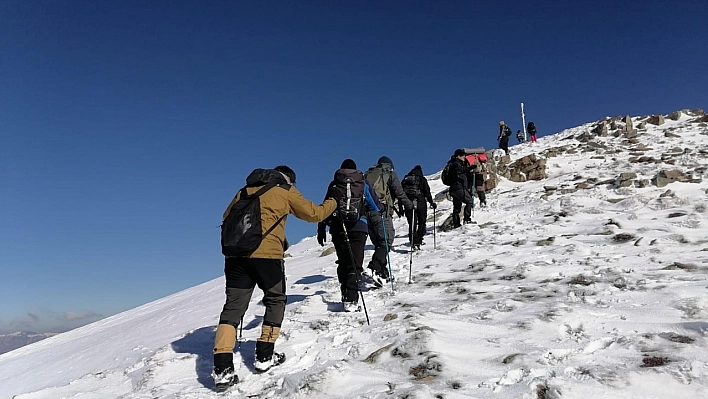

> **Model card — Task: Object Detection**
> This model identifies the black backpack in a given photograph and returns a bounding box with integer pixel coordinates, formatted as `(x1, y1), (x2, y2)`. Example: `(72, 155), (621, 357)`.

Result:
(401, 174), (421, 197)
(327, 169), (366, 223)
(441, 163), (455, 186)
(221, 181), (285, 257)
(503, 125), (512, 137)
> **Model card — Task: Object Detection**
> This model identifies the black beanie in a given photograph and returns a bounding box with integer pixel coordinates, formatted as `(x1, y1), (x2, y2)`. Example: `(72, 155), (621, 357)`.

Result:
(340, 159), (357, 170)
(454, 148), (465, 157)
(413, 164), (422, 171)
(377, 156), (393, 168)
(274, 165), (296, 185)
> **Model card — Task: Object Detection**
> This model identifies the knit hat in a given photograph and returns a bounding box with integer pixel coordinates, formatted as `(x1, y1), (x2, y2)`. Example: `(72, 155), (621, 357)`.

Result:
(340, 158), (357, 170)
(377, 156), (393, 168)
(454, 148), (466, 157)
(274, 165), (296, 185)
(413, 164), (422, 171)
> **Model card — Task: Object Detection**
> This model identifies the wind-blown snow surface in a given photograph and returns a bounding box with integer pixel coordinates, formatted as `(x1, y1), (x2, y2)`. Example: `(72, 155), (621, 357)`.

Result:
(2, 113), (708, 399)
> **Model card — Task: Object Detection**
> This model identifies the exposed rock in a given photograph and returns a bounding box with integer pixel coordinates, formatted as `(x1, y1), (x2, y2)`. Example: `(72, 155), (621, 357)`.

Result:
(647, 114), (665, 125)
(668, 111), (682, 121)
(652, 169), (687, 187)
(320, 247), (337, 257)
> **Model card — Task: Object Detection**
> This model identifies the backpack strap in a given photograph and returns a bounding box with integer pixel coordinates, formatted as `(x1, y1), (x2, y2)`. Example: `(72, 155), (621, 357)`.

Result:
(241, 181), (286, 239)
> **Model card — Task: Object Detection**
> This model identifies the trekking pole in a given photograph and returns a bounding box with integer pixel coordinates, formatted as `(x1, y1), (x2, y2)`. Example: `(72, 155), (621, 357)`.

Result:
(471, 173), (476, 219)
(237, 316), (244, 349)
(409, 203), (416, 284)
(433, 207), (436, 250)
(341, 222), (370, 325)
(380, 211), (395, 293)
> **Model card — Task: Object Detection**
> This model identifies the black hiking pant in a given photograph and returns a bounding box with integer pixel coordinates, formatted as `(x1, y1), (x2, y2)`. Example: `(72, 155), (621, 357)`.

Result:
(449, 185), (474, 225)
(405, 198), (428, 246)
(331, 230), (367, 303)
(215, 257), (286, 361)
(499, 136), (510, 155)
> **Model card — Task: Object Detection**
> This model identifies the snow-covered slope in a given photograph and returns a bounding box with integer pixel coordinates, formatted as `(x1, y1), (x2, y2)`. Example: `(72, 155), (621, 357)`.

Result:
(1, 111), (707, 399)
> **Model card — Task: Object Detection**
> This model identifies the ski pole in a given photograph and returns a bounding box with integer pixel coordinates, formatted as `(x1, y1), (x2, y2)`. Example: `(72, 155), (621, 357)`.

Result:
(341, 221), (370, 325)
(380, 211), (395, 293)
(433, 206), (436, 250)
(409, 203), (416, 284)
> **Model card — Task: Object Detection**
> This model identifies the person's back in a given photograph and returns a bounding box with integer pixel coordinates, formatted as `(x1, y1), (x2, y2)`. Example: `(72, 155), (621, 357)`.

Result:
(318, 159), (382, 310)
(364, 156), (412, 284)
(447, 149), (475, 227)
(401, 165), (436, 248)
(213, 166), (336, 391)
(528, 121), (538, 142)
(498, 121), (511, 155)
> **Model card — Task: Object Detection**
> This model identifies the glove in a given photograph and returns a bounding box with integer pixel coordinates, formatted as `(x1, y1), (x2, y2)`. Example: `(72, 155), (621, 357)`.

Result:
(317, 223), (326, 246)
(430, 202), (437, 210)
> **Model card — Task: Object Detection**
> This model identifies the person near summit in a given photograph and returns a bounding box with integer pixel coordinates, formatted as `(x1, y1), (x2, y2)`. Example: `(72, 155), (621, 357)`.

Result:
(317, 159), (382, 312)
(516, 129), (525, 143)
(447, 149), (475, 227)
(364, 156), (413, 285)
(213, 166), (336, 391)
(498, 121), (512, 155)
(400, 165), (437, 249)
(528, 121), (538, 142)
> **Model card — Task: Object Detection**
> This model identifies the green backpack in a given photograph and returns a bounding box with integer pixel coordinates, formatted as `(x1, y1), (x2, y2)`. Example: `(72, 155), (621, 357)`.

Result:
(365, 164), (393, 209)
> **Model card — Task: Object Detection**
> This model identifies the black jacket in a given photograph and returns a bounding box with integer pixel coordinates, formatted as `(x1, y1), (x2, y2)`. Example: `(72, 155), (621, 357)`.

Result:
(403, 166), (434, 206)
(447, 157), (469, 188)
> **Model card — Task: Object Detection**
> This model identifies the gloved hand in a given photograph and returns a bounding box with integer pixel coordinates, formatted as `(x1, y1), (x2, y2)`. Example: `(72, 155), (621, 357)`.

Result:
(430, 202), (437, 210)
(317, 223), (326, 246)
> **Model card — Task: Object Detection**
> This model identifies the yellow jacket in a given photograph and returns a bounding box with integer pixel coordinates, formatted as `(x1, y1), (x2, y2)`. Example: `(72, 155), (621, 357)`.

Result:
(224, 170), (336, 259)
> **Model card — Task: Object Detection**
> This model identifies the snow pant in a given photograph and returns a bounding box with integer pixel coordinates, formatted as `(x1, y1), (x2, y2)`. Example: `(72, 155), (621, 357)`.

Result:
(367, 211), (394, 279)
(531, 134), (537, 142)
(449, 185), (474, 225)
(331, 230), (367, 303)
(499, 137), (510, 155)
(214, 257), (286, 362)
(405, 199), (428, 246)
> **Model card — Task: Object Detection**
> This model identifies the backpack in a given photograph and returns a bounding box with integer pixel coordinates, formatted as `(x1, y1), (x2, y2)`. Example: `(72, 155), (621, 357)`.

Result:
(528, 122), (537, 135)
(503, 125), (512, 137)
(441, 163), (455, 186)
(401, 174), (421, 197)
(327, 169), (366, 223)
(221, 181), (285, 257)
(365, 164), (393, 207)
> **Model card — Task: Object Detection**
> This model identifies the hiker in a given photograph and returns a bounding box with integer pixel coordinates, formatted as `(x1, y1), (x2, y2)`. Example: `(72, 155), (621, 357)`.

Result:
(213, 166), (336, 391)
(317, 159), (382, 312)
(447, 149), (475, 227)
(465, 154), (488, 208)
(528, 121), (538, 142)
(498, 121), (512, 155)
(516, 129), (525, 143)
(400, 165), (437, 249)
(364, 156), (413, 285)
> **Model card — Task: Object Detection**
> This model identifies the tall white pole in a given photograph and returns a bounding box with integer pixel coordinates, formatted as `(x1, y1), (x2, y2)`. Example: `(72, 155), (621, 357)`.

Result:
(521, 102), (527, 142)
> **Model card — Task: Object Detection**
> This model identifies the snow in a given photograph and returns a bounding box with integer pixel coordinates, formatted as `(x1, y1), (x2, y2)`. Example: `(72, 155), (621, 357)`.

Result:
(2, 112), (708, 398)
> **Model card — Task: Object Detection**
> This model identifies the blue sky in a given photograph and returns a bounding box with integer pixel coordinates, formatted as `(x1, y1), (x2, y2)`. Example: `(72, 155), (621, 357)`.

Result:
(1, 0), (706, 334)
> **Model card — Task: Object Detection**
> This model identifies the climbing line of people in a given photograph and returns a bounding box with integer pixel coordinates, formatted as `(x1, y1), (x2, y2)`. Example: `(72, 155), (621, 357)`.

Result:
(210, 156), (440, 391)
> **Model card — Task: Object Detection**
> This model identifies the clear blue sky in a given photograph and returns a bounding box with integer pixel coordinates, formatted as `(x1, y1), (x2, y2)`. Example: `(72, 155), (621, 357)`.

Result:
(1, 0), (706, 334)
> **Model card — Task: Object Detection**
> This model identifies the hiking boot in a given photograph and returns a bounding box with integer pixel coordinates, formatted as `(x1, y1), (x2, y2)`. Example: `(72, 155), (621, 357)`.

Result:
(463, 219), (473, 224)
(371, 273), (387, 287)
(361, 268), (373, 279)
(212, 353), (238, 392)
(343, 301), (361, 312)
(254, 352), (286, 373)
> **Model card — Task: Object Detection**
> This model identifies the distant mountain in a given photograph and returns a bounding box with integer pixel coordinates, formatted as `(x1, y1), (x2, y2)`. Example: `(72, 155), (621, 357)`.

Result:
(0, 331), (57, 355)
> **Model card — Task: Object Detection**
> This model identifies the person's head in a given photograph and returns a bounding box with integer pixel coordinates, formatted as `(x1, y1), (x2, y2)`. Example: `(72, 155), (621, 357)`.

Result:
(377, 156), (394, 169)
(274, 165), (296, 185)
(499, 121), (505, 126)
(413, 164), (422, 172)
(454, 148), (466, 159)
(340, 158), (357, 170)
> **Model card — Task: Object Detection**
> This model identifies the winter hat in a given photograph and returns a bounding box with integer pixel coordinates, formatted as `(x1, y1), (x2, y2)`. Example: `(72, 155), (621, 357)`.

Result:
(454, 148), (466, 157)
(413, 164), (422, 171)
(274, 165), (296, 185)
(377, 156), (394, 168)
(340, 158), (357, 170)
